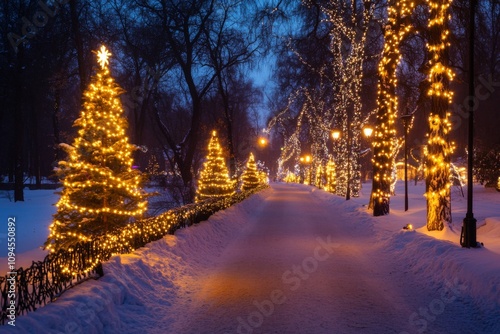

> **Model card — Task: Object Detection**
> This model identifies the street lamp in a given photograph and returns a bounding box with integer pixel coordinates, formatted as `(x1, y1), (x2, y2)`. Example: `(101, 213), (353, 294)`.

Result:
(362, 126), (374, 182)
(400, 113), (414, 212)
(331, 130), (341, 140)
(461, 0), (478, 248)
(363, 126), (374, 138)
(300, 155), (312, 184)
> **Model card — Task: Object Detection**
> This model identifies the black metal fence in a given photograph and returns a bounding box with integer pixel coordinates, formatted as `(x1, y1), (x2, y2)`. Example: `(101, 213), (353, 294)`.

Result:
(0, 185), (267, 325)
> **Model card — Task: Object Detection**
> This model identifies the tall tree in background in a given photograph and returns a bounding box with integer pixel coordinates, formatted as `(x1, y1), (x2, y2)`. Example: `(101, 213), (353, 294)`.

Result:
(371, 0), (414, 216)
(45, 46), (148, 252)
(425, 0), (455, 230)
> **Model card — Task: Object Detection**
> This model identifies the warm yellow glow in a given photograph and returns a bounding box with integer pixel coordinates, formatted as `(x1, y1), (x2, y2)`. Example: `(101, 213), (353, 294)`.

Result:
(331, 130), (341, 140)
(363, 126), (373, 138)
(259, 138), (267, 146)
(96, 45), (112, 69)
(425, 0), (454, 230)
(371, 0), (414, 213)
(324, 158), (336, 193)
(46, 45), (148, 253)
(241, 153), (262, 191)
(196, 131), (235, 202)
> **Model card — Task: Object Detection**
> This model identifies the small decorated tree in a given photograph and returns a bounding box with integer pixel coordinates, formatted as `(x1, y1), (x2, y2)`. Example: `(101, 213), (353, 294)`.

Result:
(196, 131), (235, 201)
(241, 152), (260, 191)
(45, 46), (148, 252)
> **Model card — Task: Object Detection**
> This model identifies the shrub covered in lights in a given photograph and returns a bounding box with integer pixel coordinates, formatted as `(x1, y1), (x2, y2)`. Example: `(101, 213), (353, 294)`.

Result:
(241, 152), (260, 191)
(45, 46), (149, 252)
(196, 131), (235, 201)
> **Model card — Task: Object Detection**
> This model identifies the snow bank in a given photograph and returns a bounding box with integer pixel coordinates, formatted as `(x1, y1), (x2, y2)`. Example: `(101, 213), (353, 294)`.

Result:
(10, 189), (272, 333)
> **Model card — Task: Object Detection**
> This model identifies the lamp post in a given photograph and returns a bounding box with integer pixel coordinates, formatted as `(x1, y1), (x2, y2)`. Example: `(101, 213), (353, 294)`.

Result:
(362, 126), (374, 182)
(331, 129), (342, 195)
(400, 113), (413, 212)
(461, 0), (478, 248)
(300, 155), (312, 185)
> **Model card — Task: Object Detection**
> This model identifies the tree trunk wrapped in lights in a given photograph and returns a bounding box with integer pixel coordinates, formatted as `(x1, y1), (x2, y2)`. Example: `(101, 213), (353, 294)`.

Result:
(325, 157), (336, 193)
(241, 152), (260, 191)
(196, 130), (235, 201)
(315, 163), (324, 189)
(371, 0), (414, 216)
(425, 0), (455, 230)
(45, 46), (149, 252)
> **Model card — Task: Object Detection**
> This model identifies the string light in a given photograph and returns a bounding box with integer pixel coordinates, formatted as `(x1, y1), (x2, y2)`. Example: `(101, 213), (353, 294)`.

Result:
(46, 45), (149, 253)
(241, 153), (261, 191)
(268, 1), (374, 196)
(424, 0), (455, 230)
(371, 0), (414, 216)
(196, 131), (235, 202)
(324, 157), (337, 193)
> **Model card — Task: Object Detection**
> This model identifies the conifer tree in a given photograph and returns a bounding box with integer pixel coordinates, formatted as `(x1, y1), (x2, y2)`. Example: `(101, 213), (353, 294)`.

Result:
(241, 152), (260, 191)
(45, 46), (148, 252)
(196, 131), (235, 201)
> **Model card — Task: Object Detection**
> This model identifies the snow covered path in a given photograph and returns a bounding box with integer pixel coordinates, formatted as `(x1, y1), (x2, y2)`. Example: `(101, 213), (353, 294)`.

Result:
(162, 183), (413, 333)
(148, 184), (480, 334)
(12, 183), (499, 334)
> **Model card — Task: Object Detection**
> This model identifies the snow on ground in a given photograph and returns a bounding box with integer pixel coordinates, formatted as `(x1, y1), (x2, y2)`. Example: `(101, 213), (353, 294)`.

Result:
(0, 187), (175, 268)
(3, 181), (500, 333)
(0, 189), (55, 267)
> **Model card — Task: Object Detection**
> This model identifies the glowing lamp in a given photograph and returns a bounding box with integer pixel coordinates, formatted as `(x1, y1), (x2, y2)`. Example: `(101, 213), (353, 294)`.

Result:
(363, 126), (374, 138)
(403, 223), (413, 230)
(331, 130), (341, 140)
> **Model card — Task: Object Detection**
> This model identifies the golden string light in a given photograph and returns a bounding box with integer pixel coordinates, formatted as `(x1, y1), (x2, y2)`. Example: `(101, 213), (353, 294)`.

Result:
(241, 153), (261, 191)
(371, 0), (414, 215)
(270, 1), (373, 193)
(196, 131), (235, 202)
(424, 0), (455, 230)
(46, 45), (148, 253)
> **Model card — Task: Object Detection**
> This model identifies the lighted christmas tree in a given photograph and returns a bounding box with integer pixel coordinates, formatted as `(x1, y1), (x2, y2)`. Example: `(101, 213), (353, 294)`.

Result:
(241, 152), (260, 191)
(45, 46), (148, 252)
(196, 131), (235, 201)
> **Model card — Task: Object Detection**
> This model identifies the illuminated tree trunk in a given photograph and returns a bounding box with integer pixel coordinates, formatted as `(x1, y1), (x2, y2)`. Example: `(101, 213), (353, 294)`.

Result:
(425, 0), (454, 230)
(371, 0), (413, 216)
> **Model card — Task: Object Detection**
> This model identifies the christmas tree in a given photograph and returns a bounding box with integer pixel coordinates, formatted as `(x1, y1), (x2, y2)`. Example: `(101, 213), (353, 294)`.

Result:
(45, 46), (148, 252)
(196, 131), (235, 201)
(241, 152), (260, 191)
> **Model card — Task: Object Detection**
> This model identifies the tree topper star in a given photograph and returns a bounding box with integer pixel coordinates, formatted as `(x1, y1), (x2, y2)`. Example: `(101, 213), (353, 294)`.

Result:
(96, 45), (111, 69)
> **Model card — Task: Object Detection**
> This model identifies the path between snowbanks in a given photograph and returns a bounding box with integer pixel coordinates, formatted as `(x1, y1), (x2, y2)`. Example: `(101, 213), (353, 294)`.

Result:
(9, 183), (499, 334)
